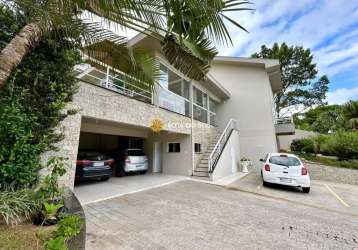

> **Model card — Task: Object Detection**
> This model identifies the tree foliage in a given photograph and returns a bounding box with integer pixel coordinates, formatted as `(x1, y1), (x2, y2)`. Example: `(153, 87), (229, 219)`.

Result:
(294, 100), (358, 134)
(0, 0), (251, 86)
(290, 132), (358, 160)
(252, 42), (329, 115)
(0, 7), (81, 189)
(343, 100), (358, 130)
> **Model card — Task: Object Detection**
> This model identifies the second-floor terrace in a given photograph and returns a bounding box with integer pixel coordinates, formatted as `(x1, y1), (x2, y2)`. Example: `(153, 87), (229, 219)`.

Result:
(74, 55), (230, 128)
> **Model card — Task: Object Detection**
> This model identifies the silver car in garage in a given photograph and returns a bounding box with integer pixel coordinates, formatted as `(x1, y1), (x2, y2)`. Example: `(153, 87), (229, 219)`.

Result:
(114, 149), (149, 176)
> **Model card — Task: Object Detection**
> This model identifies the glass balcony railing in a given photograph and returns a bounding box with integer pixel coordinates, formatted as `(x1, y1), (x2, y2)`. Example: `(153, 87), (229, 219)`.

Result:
(75, 61), (218, 126)
(193, 104), (208, 123)
(157, 84), (190, 116)
(75, 64), (153, 104)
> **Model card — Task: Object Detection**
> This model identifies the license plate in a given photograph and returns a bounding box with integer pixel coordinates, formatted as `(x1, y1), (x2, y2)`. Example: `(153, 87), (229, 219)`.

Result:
(136, 164), (143, 168)
(280, 177), (292, 183)
(93, 162), (104, 167)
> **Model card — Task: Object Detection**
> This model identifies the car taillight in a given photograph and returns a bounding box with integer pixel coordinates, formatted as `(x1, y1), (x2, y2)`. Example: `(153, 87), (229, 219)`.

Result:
(301, 167), (308, 175)
(76, 160), (91, 167)
(125, 156), (131, 163)
(106, 159), (114, 166)
(264, 164), (270, 171)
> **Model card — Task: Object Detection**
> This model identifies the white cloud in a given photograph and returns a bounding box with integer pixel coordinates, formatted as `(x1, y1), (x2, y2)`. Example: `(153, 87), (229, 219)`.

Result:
(326, 87), (358, 105)
(219, 0), (358, 79)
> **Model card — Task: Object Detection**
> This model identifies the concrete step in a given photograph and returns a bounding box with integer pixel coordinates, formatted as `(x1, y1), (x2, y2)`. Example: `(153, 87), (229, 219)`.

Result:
(191, 175), (211, 181)
(198, 163), (209, 168)
(200, 158), (209, 163)
(193, 171), (209, 177)
(195, 166), (208, 172)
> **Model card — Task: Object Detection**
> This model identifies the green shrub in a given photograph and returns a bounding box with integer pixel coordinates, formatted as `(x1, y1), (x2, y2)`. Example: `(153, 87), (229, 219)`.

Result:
(45, 236), (67, 250)
(290, 138), (315, 153)
(312, 134), (328, 154)
(56, 214), (84, 238)
(321, 131), (358, 160)
(299, 153), (358, 170)
(36, 157), (68, 202)
(44, 214), (84, 250)
(0, 91), (44, 189)
(0, 188), (38, 225)
(0, 6), (80, 189)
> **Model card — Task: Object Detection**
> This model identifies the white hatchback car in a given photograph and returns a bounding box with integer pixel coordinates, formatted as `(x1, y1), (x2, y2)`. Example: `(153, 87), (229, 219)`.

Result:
(260, 153), (310, 193)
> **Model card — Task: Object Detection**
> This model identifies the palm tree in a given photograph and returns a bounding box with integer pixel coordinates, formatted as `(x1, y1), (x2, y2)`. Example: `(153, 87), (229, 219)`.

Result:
(0, 0), (251, 88)
(343, 100), (358, 130)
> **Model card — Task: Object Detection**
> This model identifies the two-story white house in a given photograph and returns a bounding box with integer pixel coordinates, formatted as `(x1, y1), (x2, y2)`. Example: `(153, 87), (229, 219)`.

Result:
(53, 33), (293, 189)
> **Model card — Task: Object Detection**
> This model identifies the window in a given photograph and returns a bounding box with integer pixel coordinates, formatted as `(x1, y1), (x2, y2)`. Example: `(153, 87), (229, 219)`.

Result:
(193, 87), (209, 123)
(168, 143), (180, 153)
(269, 156), (301, 166)
(209, 98), (217, 113)
(193, 87), (207, 108)
(160, 64), (190, 99)
(158, 63), (191, 116)
(209, 97), (217, 126)
(194, 143), (201, 153)
(127, 149), (145, 156)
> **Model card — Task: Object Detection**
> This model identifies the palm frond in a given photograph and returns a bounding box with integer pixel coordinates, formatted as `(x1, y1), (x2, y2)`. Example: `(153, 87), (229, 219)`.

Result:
(162, 34), (215, 81)
(83, 39), (158, 89)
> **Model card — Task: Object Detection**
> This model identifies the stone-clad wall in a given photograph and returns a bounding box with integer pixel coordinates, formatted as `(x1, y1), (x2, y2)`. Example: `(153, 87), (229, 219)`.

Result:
(192, 120), (218, 167)
(49, 82), (218, 188)
(73, 83), (192, 135)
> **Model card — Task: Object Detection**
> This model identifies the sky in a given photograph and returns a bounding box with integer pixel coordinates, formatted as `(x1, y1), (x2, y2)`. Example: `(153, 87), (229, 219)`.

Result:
(218, 0), (358, 105)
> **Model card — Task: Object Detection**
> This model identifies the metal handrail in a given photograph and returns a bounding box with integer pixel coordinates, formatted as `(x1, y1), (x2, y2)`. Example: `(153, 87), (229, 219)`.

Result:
(75, 66), (153, 103)
(208, 119), (238, 172)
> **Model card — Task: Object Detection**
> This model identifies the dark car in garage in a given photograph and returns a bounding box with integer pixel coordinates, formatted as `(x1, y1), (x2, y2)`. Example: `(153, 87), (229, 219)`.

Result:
(75, 151), (114, 182)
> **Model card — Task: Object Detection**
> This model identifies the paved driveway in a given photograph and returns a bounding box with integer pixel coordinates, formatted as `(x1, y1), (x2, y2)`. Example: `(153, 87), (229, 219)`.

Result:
(228, 171), (358, 216)
(74, 174), (188, 205)
(84, 180), (358, 250)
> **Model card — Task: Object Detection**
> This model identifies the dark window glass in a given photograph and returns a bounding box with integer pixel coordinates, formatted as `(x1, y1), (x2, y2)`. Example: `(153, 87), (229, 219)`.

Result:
(194, 143), (201, 153)
(168, 143), (180, 153)
(127, 149), (145, 156)
(269, 156), (301, 166)
(77, 152), (109, 161)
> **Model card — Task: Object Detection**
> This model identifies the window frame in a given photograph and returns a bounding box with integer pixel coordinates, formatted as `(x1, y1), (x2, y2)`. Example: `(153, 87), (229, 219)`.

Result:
(167, 142), (181, 153)
(194, 143), (202, 154)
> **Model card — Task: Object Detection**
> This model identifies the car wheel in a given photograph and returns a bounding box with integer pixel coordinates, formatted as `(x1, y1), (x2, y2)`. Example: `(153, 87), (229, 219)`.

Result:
(100, 176), (110, 181)
(140, 170), (147, 175)
(263, 180), (269, 187)
(302, 187), (310, 193)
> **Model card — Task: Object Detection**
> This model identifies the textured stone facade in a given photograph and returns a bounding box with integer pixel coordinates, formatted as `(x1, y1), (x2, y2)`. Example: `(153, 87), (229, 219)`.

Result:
(192, 120), (218, 167)
(49, 82), (217, 188)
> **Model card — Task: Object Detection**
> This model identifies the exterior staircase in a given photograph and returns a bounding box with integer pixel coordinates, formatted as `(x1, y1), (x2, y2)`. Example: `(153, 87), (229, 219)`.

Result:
(192, 119), (238, 181)
(192, 132), (222, 181)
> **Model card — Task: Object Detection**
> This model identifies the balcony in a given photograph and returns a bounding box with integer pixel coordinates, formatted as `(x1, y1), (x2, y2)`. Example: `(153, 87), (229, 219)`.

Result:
(275, 117), (295, 135)
(74, 61), (218, 127)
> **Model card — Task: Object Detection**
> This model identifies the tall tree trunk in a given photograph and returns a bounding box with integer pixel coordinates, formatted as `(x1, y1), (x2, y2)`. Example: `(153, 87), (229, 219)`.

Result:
(0, 22), (43, 88)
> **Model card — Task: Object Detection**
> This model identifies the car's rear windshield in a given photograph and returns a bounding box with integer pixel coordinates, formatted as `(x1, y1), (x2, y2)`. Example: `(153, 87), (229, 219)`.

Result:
(269, 156), (301, 166)
(78, 152), (109, 161)
(127, 149), (145, 156)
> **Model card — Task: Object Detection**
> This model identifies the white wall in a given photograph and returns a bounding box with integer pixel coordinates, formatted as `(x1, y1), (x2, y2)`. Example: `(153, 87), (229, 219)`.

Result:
(212, 130), (240, 181)
(278, 129), (316, 151)
(144, 131), (192, 176)
(210, 63), (278, 165)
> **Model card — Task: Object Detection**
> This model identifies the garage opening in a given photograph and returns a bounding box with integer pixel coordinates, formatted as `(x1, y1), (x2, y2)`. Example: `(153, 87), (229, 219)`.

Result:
(75, 132), (151, 183)
(73, 118), (190, 204)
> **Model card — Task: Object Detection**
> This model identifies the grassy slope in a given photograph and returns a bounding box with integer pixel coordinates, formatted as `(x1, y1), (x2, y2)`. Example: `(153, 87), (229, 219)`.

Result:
(299, 153), (358, 170)
(0, 223), (55, 250)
